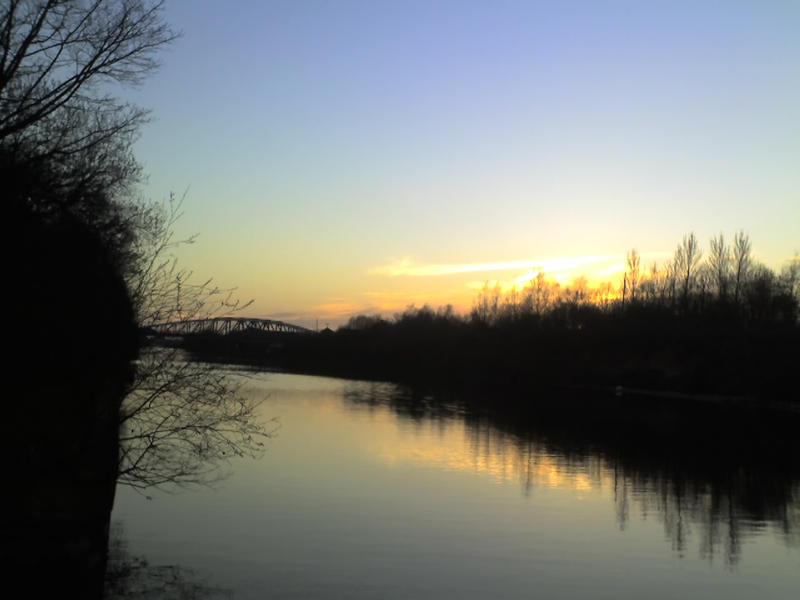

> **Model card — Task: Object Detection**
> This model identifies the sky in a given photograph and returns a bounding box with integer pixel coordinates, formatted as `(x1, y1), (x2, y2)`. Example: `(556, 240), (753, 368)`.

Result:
(123, 0), (800, 328)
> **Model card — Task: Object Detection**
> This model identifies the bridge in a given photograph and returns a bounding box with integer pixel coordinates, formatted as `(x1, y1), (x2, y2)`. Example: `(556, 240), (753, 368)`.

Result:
(150, 317), (314, 336)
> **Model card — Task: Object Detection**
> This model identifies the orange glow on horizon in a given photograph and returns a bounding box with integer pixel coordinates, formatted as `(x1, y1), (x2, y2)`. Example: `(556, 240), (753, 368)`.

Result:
(253, 251), (670, 327)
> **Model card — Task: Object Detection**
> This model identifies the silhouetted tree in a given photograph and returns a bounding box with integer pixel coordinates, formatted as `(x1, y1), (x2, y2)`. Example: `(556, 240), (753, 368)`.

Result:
(347, 314), (388, 330)
(0, 0), (177, 222)
(527, 271), (555, 316)
(5, 177), (138, 599)
(119, 196), (273, 490)
(624, 248), (640, 305)
(592, 280), (615, 311)
(472, 281), (501, 324)
(502, 286), (522, 320)
(674, 232), (702, 309)
(4, 0), (272, 493)
(708, 233), (732, 300)
(2, 3), (175, 595)
(638, 261), (660, 304)
(733, 231), (752, 305)
(777, 255), (800, 322)
(781, 255), (800, 303)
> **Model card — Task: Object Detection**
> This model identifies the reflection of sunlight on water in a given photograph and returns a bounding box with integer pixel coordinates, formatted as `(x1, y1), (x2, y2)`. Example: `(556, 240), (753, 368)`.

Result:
(112, 373), (800, 599)
(341, 379), (800, 567)
(376, 417), (606, 494)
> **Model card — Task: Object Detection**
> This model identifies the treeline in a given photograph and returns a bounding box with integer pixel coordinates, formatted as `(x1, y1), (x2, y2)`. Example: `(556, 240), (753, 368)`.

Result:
(276, 232), (799, 401)
(470, 232), (798, 326)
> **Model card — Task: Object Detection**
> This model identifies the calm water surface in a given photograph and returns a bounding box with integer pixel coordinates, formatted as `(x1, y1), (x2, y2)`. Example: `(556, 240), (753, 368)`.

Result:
(111, 372), (799, 598)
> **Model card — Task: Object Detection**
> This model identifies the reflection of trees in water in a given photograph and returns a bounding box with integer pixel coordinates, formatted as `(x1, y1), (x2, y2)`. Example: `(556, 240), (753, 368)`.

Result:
(105, 524), (231, 599)
(606, 433), (800, 565)
(614, 465), (750, 564)
(344, 384), (800, 566)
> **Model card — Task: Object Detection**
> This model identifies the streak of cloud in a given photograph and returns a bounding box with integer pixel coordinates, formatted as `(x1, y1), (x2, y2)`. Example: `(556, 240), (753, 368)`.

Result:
(369, 255), (622, 277)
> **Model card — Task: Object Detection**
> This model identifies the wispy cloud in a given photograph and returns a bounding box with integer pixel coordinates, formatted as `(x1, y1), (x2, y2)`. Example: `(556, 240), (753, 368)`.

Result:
(369, 255), (622, 278)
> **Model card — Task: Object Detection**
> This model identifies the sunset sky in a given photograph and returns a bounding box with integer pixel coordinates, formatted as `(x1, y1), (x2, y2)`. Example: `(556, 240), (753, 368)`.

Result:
(125, 1), (800, 328)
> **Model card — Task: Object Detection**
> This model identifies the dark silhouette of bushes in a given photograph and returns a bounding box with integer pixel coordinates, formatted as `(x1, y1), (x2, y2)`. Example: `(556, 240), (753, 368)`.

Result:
(1, 2), (176, 596)
(5, 195), (138, 599)
(177, 232), (798, 403)
(269, 233), (799, 402)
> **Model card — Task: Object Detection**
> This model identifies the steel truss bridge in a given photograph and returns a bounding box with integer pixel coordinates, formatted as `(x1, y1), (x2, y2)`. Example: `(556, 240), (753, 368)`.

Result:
(151, 317), (313, 336)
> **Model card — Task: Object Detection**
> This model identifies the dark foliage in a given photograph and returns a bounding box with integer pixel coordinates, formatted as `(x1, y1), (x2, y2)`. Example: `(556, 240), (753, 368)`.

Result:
(273, 303), (796, 400)
(1, 0), (177, 274)
(1, 145), (137, 270)
(183, 233), (799, 403)
(1, 2), (174, 596)
(4, 197), (138, 599)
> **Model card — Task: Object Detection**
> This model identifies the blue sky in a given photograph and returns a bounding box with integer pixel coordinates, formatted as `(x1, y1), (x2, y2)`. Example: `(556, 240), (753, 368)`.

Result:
(124, 1), (800, 326)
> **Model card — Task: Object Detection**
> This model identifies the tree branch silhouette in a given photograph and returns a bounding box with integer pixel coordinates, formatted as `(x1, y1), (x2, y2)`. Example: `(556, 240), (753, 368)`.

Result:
(120, 195), (274, 490)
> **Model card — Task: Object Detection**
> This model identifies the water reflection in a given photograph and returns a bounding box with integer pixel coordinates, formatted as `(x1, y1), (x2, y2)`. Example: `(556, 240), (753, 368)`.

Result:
(344, 384), (800, 565)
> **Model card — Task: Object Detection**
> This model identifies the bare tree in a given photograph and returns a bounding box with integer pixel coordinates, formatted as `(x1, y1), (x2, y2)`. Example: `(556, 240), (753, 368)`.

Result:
(502, 286), (520, 321)
(674, 233), (702, 308)
(644, 261), (661, 304)
(661, 255), (678, 309)
(780, 254), (800, 306)
(624, 248), (640, 305)
(119, 196), (274, 490)
(118, 353), (272, 490)
(472, 281), (501, 324)
(570, 275), (589, 304)
(127, 194), (247, 327)
(592, 280), (615, 311)
(732, 231), (752, 305)
(2, 6), (181, 589)
(695, 262), (713, 310)
(708, 233), (732, 300)
(1, 0), (178, 277)
(0, 0), (177, 193)
(526, 271), (552, 316)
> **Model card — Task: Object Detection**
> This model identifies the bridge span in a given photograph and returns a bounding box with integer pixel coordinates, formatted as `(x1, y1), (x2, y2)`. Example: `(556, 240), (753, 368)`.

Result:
(151, 317), (313, 336)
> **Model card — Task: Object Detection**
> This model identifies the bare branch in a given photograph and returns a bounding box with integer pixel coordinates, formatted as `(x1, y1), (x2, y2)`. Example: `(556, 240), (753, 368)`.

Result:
(119, 196), (265, 490)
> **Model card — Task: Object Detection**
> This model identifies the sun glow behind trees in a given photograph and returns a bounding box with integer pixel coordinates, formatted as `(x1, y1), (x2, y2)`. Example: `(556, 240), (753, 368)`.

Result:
(274, 238), (795, 327)
(462, 232), (800, 325)
(362, 252), (651, 316)
(325, 230), (799, 327)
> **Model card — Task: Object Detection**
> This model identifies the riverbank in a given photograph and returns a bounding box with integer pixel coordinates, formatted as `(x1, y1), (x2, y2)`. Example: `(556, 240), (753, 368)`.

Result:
(173, 313), (799, 411)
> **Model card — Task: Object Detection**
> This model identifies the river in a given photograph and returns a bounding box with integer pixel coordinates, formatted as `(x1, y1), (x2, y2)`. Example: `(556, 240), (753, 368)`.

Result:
(110, 371), (800, 599)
